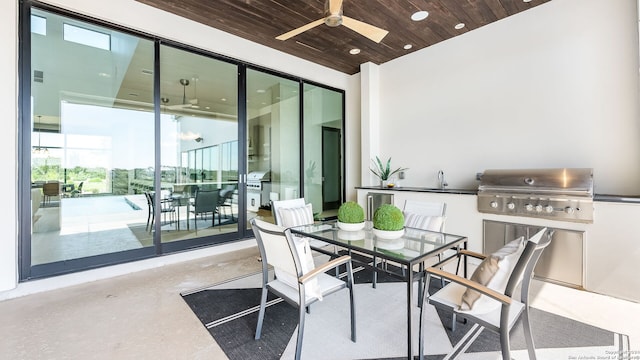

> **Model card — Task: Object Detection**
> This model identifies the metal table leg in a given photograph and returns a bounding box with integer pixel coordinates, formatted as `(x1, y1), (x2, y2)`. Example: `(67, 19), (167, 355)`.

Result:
(406, 267), (413, 359)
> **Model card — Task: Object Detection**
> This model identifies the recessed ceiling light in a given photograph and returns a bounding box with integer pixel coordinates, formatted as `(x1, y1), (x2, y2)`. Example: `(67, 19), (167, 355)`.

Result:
(455, 23), (465, 30)
(256, 89), (266, 93)
(403, 44), (412, 50)
(411, 11), (429, 21)
(221, 98), (227, 102)
(349, 48), (361, 55)
(523, 0), (532, 2)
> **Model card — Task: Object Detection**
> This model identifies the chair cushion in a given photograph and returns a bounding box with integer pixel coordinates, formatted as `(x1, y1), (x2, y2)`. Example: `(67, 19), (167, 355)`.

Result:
(460, 236), (525, 313)
(277, 204), (314, 228)
(404, 212), (445, 232)
(273, 232), (321, 300)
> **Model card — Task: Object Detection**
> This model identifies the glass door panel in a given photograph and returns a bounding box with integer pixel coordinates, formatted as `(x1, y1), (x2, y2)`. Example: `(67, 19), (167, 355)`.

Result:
(303, 84), (344, 219)
(29, 9), (156, 265)
(159, 45), (238, 242)
(246, 69), (300, 227)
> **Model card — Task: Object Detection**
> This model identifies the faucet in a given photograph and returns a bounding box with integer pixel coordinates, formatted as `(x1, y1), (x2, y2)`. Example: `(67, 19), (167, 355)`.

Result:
(437, 170), (448, 189)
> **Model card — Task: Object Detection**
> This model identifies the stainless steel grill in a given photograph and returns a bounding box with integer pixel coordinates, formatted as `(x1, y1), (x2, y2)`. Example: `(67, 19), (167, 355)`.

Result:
(477, 168), (594, 223)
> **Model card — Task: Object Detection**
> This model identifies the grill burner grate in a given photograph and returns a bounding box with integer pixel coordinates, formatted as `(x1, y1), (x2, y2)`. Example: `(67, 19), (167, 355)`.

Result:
(477, 168), (594, 223)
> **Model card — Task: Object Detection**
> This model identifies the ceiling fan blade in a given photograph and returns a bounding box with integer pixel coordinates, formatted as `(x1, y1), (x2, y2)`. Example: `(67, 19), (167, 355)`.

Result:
(341, 16), (389, 43)
(276, 18), (325, 41)
(328, 0), (343, 15)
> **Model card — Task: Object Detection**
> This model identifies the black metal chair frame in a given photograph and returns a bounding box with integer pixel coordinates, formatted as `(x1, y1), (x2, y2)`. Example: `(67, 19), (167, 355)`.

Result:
(145, 191), (176, 232)
(189, 189), (220, 233)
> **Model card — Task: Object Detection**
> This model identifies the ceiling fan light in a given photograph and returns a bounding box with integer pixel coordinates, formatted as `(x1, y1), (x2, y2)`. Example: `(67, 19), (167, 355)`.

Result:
(325, 15), (343, 27)
(411, 11), (429, 21)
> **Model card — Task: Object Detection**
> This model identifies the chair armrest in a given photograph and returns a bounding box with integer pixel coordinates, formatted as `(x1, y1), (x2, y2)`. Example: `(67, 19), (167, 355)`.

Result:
(426, 267), (511, 305)
(299, 255), (351, 284)
(458, 249), (486, 260)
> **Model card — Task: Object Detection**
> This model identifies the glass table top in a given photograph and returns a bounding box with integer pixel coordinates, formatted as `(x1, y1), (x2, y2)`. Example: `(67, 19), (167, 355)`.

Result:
(289, 220), (467, 266)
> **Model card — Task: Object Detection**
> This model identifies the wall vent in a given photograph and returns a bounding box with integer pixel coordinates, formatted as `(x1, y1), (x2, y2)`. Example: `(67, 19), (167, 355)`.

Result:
(33, 70), (44, 83)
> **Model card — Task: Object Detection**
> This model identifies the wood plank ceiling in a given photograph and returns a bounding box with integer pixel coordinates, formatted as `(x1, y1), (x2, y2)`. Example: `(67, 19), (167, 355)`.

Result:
(134, 0), (551, 75)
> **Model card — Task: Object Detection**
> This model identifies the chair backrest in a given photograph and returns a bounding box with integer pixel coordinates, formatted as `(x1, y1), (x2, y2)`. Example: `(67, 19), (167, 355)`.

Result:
(505, 227), (552, 299)
(42, 182), (59, 196)
(403, 200), (446, 216)
(403, 200), (447, 232)
(251, 218), (301, 277)
(271, 198), (307, 226)
(183, 184), (199, 197)
(219, 185), (235, 203)
(144, 191), (153, 206)
(194, 190), (219, 212)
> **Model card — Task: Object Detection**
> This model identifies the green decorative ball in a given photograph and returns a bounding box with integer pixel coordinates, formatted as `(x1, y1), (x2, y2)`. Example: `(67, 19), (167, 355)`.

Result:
(337, 201), (365, 224)
(373, 204), (405, 231)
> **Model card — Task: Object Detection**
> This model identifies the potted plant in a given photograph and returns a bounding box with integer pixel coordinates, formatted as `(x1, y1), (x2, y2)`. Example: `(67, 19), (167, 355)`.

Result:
(370, 156), (408, 188)
(372, 204), (405, 239)
(337, 201), (366, 231)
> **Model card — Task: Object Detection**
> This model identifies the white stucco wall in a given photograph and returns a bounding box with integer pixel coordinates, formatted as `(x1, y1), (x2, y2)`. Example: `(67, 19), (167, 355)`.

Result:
(0, 0), (18, 292)
(376, 0), (640, 195)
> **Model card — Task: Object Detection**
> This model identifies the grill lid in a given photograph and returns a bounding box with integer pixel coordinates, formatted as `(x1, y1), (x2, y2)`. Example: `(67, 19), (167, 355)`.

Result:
(247, 171), (271, 182)
(478, 168), (593, 197)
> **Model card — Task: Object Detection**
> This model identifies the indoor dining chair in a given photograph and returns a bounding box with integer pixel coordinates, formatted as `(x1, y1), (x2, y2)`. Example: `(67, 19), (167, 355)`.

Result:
(251, 218), (356, 360)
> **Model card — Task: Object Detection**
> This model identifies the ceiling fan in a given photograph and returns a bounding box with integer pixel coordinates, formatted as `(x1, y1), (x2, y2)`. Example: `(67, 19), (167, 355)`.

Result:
(276, 0), (389, 43)
(167, 78), (199, 110)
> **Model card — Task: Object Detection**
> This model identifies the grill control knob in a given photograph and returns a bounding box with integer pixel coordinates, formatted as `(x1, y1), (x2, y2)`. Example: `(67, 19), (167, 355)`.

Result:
(524, 204), (533, 211)
(507, 202), (515, 210)
(490, 201), (498, 208)
(565, 206), (575, 214)
(535, 205), (543, 212)
(544, 205), (554, 213)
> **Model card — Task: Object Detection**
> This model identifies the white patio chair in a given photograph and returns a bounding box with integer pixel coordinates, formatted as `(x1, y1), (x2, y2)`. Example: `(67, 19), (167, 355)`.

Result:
(271, 198), (337, 258)
(418, 227), (551, 360)
(251, 219), (356, 360)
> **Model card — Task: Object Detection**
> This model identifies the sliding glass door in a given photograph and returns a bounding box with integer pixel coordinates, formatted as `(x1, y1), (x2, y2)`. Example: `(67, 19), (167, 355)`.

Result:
(28, 8), (156, 270)
(245, 69), (300, 227)
(157, 45), (239, 246)
(21, 3), (344, 280)
(303, 83), (345, 218)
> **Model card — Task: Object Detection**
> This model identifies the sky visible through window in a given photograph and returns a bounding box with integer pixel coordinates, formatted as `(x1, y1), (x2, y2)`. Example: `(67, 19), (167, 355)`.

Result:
(63, 23), (110, 50)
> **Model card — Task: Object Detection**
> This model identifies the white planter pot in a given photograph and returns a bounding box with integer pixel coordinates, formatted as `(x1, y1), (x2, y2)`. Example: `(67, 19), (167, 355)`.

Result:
(337, 221), (366, 231)
(372, 228), (405, 240)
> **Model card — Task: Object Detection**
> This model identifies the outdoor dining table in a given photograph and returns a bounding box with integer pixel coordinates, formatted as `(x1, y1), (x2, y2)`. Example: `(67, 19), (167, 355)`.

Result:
(289, 220), (468, 360)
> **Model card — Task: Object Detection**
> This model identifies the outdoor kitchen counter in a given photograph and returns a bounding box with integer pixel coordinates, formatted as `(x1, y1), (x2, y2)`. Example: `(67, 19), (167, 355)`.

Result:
(357, 186), (640, 203)
(594, 194), (640, 203)
(356, 186), (477, 195)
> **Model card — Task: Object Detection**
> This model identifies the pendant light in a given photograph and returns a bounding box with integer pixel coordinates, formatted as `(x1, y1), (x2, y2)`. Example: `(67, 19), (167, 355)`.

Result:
(33, 115), (49, 155)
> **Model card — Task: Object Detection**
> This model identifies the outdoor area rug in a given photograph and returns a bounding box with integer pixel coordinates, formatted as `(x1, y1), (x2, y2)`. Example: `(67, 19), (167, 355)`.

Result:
(181, 264), (630, 360)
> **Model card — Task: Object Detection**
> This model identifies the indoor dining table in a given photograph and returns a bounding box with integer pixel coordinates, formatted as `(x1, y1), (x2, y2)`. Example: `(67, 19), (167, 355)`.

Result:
(289, 220), (468, 360)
